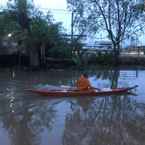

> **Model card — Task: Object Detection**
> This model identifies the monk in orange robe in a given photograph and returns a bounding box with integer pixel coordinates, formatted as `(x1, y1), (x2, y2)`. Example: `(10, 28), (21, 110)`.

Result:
(76, 73), (100, 91)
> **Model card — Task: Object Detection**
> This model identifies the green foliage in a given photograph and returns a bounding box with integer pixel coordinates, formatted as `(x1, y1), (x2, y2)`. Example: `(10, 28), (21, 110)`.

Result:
(96, 53), (114, 65)
(72, 55), (81, 65)
(0, 10), (20, 38)
(28, 12), (72, 58)
(8, 0), (32, 29)
(47, 47), (72, 58)
(134, 3), (145, 12)
(29, 17), (49, 44)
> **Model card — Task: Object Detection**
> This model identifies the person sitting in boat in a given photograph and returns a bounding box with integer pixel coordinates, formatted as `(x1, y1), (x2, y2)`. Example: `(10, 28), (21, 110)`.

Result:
(76, 73), (100, 91)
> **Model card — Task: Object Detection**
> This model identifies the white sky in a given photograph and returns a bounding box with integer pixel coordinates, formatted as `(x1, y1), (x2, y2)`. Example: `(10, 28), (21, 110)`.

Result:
(33, 0), (71, 33)
(0, 0), (67, 9)
(34, 0), (67, 10)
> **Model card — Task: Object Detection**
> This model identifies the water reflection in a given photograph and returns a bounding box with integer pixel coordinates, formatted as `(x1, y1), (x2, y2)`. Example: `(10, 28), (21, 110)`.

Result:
(0, 68), (144, 145)
(64, 95), (145, 145)
(1, 97), (62, 145)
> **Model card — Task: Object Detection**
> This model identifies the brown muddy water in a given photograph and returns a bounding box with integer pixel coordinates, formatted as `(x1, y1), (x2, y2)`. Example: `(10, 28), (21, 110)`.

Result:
(0, 68), (145, 145)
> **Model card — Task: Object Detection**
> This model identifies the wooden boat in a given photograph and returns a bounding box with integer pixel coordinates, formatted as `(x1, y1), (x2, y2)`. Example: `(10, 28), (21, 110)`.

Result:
(28, 85), (138, 97)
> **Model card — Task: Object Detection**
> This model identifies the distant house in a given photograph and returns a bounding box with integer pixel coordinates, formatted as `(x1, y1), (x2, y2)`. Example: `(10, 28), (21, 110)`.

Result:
(135, 0), (144, 5)
(83, 40), (112, 50)
(121, 45), (145, 56)
(95, 40), (112, 50)
(134, 0), (145, 9)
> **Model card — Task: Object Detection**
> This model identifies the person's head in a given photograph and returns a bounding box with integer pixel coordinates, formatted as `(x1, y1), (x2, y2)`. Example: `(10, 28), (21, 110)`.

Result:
(83, 73), (88, 78)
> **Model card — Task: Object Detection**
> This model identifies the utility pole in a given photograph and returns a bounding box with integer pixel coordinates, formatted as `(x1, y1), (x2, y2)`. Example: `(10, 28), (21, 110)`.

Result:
(71, 11), (75, 51)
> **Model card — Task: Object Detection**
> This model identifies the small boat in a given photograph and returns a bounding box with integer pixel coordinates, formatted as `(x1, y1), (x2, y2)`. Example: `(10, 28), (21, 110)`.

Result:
(28, 85), (138, 97)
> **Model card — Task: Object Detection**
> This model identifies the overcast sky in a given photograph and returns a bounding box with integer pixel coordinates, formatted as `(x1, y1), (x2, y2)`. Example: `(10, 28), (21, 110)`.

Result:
(34, 0), (67, 9)
(33, 0), (71, 33)
(0, 0), (67, 9)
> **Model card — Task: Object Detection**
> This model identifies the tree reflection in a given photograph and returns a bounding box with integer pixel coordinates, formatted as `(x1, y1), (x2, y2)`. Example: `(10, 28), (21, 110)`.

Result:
(0, 93), (59, 145)
(63, 96), (145, 145)
(94, 68), (120, 88)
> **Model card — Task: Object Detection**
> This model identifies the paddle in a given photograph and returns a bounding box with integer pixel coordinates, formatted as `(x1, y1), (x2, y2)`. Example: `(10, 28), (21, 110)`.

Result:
(125, 85), (138, 91)
(85, 85), (138, 92)
(92, 87), (101, 91)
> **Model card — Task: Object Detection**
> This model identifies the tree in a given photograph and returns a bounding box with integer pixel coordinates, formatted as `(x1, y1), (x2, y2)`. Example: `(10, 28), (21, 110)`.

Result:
(7, 0), (31, 30)
(6, 0), (72, 68)
(0, 9), (20, 51)
(67, 0), (145, 64)
(26, 10), (66, 66)
(7, 0), (35, 67)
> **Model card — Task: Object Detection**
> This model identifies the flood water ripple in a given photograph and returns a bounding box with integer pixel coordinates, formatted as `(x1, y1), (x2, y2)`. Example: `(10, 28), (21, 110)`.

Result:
(0, 68), (145, 145)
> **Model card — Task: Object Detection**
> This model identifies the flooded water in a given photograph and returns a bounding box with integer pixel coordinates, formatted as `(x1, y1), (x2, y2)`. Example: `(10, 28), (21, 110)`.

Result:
(0, 68), (145, 145)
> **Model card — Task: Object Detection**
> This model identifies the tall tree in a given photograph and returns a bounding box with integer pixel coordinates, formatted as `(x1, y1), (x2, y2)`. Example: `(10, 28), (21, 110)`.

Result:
(0, 10), (20, 49)
(7, 0), (31, 30)
(67, 0), (145, 64)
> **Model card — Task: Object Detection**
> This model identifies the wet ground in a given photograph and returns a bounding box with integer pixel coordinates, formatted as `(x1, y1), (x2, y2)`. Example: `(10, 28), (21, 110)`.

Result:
(0, 68), (145, 145)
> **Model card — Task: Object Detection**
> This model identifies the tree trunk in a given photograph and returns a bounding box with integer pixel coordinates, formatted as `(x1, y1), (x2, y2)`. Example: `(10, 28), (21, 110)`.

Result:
(29, 47), (40, 68)
(0, 39), (3, 49)
(40, 44), (46, 67)
(113, 43), (120, 65)
(111, 68), (119, 88)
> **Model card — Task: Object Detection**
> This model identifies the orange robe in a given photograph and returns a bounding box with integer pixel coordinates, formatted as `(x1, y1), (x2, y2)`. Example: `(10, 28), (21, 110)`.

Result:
(76, 75), (92, 91)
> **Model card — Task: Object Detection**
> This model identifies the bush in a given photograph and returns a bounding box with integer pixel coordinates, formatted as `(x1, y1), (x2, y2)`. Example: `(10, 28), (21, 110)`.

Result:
(96, 53), (114, 64)
(46, 47), (72, 59)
